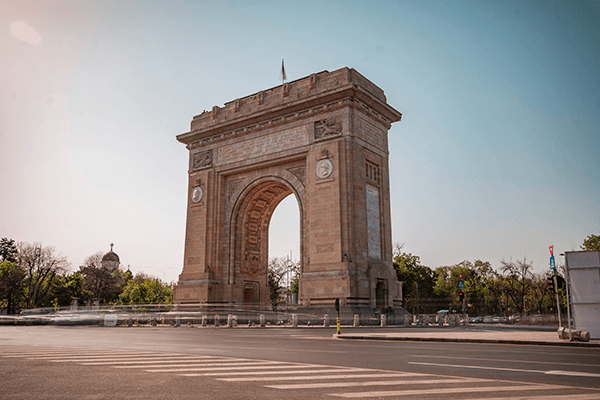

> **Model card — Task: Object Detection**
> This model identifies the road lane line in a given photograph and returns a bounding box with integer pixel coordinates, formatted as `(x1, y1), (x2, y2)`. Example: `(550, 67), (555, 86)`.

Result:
(409, 362), (600, 377)
(266, 377), (490, 389)
(410, 354), (600, 368)
(329, 384), (564, 398)
(467, 395), (600, 400)
(219, 373), (423, 382)
(546, 370), (600, 378)
(409, 361), (547, 374)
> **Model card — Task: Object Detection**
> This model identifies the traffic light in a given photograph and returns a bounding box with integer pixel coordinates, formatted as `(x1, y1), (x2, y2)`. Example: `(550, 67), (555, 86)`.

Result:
(458, 290), (464, 301)
(547, 276), (555, 292)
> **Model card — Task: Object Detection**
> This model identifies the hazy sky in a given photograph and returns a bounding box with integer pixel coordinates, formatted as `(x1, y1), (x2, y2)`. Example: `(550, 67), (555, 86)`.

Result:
(1, 0), (598, 283)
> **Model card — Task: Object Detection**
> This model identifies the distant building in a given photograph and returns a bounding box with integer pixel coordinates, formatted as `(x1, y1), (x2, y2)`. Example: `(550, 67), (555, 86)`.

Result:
(101, 243), (120, 272)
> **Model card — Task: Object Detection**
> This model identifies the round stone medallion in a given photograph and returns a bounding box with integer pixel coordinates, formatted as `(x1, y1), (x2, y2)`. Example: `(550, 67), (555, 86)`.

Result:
(191, 186), (204, 203)
(316, 159), (333, 179)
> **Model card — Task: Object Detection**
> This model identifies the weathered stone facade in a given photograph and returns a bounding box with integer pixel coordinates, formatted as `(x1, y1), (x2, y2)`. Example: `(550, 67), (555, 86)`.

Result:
(174, 67), (403, 312)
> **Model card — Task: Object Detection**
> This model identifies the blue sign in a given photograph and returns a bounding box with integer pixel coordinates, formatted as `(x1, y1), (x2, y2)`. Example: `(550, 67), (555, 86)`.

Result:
(458, 280), (464, 288)
(550, 256), (556, 270)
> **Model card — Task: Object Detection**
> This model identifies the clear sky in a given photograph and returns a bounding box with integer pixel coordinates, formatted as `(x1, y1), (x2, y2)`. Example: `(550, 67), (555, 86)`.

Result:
(1, 0), (598, 283)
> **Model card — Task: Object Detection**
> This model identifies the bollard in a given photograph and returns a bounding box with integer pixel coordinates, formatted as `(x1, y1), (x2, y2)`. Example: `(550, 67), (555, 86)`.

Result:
(227, 314), (233, 328)
(259, 314), (265, 328)
(201, 315), (207, 327)
(292, 314), (298, 328)
(444, 315), (448, 325)
(215, 315), (220, 327)
(380, 314), (387, 327)
(175, 316), (180, 327)
(336, 317), (341, 335)
(435, 315), (440, 325)
(465, 313), (469, 325)
(151, 315), (157, 326)
(404, 314), (410, 327)
(353, 314), (359, 327)
(324, 314), (330, 327)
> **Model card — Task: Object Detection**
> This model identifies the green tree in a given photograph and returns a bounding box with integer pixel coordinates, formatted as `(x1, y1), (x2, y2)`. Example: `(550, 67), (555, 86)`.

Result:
(581, 232), (600, 251)
(117, 273), (172, 305)
(393, 251), (438, 313)
(42, 271), (91, 308)
(0, 238), (18, 263)
(433, 260), (495, 314)
(0, 260), (26, 314)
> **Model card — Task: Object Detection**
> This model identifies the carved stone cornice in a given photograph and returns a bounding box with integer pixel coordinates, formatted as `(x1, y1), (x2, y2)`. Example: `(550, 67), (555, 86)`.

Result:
(178, 68), (401, 148)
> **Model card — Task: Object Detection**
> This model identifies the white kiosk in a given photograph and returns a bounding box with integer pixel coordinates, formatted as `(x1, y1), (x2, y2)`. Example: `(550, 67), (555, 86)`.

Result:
(564, 250), (600, 339)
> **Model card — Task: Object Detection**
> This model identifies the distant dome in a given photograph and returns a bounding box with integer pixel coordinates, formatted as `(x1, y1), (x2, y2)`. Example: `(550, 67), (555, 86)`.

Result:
(102, 243), (120, 265)
(102, 251), (120, 262)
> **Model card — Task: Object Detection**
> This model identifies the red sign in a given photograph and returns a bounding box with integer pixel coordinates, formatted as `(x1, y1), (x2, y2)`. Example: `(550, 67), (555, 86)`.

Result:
(549, 245), (554, 257)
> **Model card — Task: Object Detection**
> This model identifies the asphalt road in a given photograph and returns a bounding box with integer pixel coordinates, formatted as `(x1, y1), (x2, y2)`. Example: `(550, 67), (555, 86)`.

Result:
(1, 325), (599, 399)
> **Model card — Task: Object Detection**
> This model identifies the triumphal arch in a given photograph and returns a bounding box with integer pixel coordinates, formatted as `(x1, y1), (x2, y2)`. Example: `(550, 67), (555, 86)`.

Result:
(173, 67), (403, 314)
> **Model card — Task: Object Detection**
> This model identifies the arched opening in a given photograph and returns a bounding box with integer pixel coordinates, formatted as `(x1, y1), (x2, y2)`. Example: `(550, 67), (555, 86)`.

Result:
(268, 194), (301, 310)
(230, 177), (302, 310)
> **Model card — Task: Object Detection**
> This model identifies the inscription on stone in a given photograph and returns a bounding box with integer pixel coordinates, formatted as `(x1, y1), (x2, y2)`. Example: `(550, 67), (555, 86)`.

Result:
(316, 243), (334, 253)
(366, 184), (381, 259)
(219, 127), (307, 165)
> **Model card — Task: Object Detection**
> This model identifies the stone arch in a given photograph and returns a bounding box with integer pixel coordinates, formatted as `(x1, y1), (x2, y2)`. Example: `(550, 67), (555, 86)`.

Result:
(173, 67), (404, 317)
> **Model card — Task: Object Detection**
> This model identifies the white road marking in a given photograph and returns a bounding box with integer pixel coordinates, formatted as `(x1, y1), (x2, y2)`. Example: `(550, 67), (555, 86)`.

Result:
(329, 384), (564, 398)
(409, 362), (600, 377)
(184, 368), (368, 377)
(147, 363), (324, 373)
(467, 395), (600, 400)
(546, 370), (600, 378)
(266, 377), (490, 389)
(410, 354), (600, 368)
(218, 373), (421, 382)
(82, 356), (231, 365)
(114, 361), (282, 369)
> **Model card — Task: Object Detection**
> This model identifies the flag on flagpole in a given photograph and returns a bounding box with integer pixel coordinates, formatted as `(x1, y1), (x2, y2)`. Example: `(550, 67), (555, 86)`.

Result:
(281, 58), (287, 82)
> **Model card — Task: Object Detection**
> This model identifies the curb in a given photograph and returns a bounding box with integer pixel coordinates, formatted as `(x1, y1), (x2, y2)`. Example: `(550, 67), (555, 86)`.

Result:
(333, 334), (600, 348)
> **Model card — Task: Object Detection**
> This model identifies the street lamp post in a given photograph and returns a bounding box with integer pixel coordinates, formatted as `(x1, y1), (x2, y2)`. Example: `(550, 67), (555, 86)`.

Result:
(560, 253), (572, 341)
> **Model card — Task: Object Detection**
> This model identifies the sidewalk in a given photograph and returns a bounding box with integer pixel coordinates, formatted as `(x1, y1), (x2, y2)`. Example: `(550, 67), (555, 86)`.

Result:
(334, 325), (600, 347)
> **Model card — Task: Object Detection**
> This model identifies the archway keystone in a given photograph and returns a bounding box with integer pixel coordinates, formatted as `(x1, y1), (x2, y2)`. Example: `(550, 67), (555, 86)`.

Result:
(174, 67), (403, 313)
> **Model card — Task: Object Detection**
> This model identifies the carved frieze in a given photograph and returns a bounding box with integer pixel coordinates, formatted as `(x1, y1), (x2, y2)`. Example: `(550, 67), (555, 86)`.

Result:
(192, 149), (213, 170)
(314, 118), (342, 140)
(242, 252), (261, 276)
(287, 166), (306, 186)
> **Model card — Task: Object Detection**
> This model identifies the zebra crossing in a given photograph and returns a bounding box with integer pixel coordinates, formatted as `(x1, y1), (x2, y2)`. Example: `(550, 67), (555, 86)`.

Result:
(2, 346), (599, 399)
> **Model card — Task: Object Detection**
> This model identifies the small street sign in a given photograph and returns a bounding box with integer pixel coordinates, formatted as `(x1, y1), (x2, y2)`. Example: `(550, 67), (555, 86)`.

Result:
(458, 280), (464, 288)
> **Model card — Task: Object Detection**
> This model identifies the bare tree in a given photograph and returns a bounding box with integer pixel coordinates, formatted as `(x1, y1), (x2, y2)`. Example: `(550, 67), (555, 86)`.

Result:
(499, 257), (534, 314)
(79, 252), (124, 303)
(268, 257), (299, 311)
(17, 242), (70, 308)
